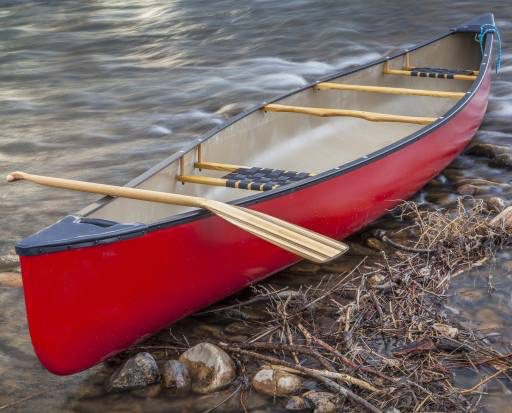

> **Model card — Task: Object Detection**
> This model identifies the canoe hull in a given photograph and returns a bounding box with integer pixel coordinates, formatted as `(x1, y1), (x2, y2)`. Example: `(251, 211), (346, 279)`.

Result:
(20, 63), (490, 375)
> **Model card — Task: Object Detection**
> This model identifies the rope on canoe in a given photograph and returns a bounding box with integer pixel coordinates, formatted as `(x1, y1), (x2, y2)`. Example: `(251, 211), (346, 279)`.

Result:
(476, 24), (502, 74)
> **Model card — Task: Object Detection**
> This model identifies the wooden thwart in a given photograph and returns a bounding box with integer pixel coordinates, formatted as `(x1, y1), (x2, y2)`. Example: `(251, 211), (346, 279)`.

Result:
(194, 161), (247, 172)
(6, 171), (349, 263)
(263, 104), (436, 125)
(383, 67), (477, 81)
(315, 82), (465, 99)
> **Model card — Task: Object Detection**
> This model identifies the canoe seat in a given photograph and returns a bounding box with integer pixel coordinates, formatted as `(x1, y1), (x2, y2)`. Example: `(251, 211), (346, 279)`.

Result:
(222, 167), (315, 191)
(410, 67), (477, 79)
(177, 163), (315, 192)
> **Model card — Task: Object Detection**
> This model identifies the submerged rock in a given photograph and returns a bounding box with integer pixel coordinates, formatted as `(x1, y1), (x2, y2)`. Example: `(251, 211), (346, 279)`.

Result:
(162, 360), (191, 395)
(0, 254), (19, 271)
(0, 272), (22, 288)
(489, 154), (512, 169)
(303, 391), (338, 413)
(179, 343), (235, 394)
(107, 352), (160, 391)
(467, 143), (510, 158)
(252, 368), (302, 397)
(455, 184), (479, 196)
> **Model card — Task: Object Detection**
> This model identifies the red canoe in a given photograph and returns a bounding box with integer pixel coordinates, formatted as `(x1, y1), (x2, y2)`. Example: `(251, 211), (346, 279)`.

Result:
(16, 14), (495, 374)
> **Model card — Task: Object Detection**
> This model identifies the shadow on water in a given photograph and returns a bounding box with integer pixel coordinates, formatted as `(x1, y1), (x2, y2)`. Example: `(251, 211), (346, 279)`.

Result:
(1, 0), (512, 411)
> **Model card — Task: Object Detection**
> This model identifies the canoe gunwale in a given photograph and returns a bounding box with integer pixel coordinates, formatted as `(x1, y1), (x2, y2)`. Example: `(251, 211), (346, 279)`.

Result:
(16, 15), (494, 257)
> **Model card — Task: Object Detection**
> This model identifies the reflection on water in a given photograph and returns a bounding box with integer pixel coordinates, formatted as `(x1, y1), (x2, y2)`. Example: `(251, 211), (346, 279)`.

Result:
(0, 0), (511, 411)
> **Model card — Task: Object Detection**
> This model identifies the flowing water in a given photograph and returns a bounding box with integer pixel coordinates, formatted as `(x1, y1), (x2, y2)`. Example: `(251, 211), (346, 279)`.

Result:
(0, 1), (511, 411)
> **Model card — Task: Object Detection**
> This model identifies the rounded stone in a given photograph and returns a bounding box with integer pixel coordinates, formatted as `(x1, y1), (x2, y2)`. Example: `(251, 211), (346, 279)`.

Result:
(487, 197), (506, 213)
(252, 368), (302, 397)
(107, 352), (160, 391)
(179, 343), (236, 394)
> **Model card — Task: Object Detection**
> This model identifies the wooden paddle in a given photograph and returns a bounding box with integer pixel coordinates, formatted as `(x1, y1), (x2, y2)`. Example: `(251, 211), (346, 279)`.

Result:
(6, 171), (348, 263)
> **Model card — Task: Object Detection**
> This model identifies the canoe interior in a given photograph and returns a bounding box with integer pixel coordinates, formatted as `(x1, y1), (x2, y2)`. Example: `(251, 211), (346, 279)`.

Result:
(83, 32), (482, 224)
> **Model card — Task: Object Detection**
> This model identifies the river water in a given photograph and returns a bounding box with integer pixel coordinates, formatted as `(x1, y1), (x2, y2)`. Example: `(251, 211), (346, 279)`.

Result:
(0, 1), (511, 412)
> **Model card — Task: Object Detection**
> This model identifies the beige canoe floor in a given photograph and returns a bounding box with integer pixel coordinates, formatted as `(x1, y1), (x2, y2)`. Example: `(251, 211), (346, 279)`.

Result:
(83, 32), (482, 224)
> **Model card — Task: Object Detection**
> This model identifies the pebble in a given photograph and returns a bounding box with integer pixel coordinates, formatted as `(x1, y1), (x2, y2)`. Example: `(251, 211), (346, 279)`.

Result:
(487, 197), (506, 213)
(252, 368), (302, 397)
(303, 391), (338, 413)
(285, 396), (310, 410)
(162, 360), (191, 395)
(107, 352), (160, 391)
(179, 343), (236, 394)
(0, 272), (22, 288)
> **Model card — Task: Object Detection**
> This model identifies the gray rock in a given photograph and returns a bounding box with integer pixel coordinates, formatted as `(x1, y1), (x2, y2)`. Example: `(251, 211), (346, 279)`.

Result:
(252, 368), (302, 397)
(179, 343), (235, 394)
(162, 360), (191, 395)
(285, 395), (310, 410)
(107, 352), (160, 391)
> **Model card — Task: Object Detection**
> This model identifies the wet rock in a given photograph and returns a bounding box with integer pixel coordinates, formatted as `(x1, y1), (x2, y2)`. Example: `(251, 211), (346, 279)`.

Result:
(455, 184), (479, 196)
(162, 360), (191, 395)
(107, 352), (160, 391)
(252, 368), (302, 397)
(487, 197), (506, 213)
(0, 272), (22, 288)
(285, 395), (310, 410)
(303, 391), (338, 413)
(489, 154), (512, 169)
(179, 343), (235, 394)
(0, 254), (19, 271)
(467, 143), (511, 158)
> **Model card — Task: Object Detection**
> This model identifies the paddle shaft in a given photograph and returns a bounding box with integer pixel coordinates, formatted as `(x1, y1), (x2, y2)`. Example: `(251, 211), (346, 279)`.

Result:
(7, 172), (207, 209)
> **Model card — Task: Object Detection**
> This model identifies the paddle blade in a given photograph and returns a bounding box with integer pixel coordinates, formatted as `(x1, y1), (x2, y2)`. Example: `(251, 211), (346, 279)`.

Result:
(204, 200), (349, 263)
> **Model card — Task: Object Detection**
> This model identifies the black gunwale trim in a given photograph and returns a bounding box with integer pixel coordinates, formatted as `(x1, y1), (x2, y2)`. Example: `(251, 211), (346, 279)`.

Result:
(17, 15), (494, 256)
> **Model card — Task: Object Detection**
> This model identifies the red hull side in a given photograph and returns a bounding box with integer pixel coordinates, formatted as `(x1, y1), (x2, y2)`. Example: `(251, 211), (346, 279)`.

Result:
(20, 70), (490, 375)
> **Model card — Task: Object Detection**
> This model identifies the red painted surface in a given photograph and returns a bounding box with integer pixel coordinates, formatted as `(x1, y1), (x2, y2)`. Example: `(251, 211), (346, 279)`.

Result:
(20, 68), (491, 375)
